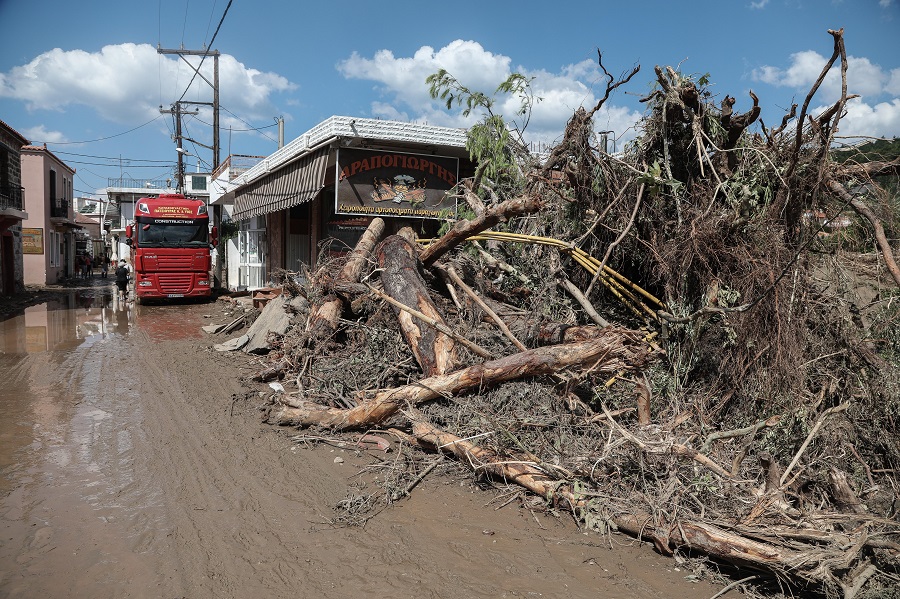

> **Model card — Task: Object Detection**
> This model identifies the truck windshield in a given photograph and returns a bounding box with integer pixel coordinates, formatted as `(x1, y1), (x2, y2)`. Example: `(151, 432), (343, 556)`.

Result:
(137, 221), (208, 247)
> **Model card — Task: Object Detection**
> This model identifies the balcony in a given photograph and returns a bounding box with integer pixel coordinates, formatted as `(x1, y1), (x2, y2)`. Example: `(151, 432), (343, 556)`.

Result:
(0, 185), (24, 212)
(50, 198), (69, 219)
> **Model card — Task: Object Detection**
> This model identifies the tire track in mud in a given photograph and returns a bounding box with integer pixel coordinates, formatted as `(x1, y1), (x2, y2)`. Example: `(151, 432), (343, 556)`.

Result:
(0, 325), (182, 598)
(125, 316), (336, 598)
(2, 301), (721, 599)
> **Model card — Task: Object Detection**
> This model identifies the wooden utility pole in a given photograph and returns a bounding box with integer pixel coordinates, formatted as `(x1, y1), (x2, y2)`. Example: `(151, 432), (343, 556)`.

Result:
(156, 47), (220, 170)
(158, 45), (224, 287)
(159, 102), (199, 193)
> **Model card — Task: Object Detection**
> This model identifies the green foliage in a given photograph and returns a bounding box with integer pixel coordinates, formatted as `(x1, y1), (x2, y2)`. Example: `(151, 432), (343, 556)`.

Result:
(218, 217), (241, 241)
(426, 69), (541, 190)
(832, 137), (900, 164)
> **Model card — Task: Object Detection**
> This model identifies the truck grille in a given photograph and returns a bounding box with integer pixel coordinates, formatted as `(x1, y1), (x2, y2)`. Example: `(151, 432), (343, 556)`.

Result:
(157, 274), (193, 293)
(158, 255), (193, 268)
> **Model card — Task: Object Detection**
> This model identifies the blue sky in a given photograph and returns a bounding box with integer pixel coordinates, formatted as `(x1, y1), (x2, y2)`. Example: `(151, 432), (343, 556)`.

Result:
(1, 0), (898, 198)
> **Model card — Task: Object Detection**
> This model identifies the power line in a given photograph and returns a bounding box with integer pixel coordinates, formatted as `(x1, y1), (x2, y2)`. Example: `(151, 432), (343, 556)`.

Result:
(180, 0), (190, 48)
(53, 150), (174, 164)
(204, 0), (219, 48)
(36, 115), (164, 145)
(190, 111), (278, 133)
(177, 0), (232, 103)
(63, 159), (175, 169)
(220, 106), (278, 144)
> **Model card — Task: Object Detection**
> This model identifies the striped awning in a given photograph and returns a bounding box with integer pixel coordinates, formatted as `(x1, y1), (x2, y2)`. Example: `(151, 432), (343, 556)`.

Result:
(232, 147), (330, 221)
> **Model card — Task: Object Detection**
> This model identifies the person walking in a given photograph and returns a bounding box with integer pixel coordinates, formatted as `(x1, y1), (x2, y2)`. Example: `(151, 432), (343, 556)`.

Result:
(101, 255), (109, 278)
(115, 259), (130, 301)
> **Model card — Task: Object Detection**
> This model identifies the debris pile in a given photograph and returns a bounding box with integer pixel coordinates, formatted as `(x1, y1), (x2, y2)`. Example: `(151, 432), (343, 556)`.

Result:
(212, 29), (898, 597)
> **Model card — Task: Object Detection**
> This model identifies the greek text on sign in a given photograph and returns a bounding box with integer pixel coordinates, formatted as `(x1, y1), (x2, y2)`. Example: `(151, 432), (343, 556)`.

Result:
(151, 206), (194, 216)
(336, 148), (458, 220)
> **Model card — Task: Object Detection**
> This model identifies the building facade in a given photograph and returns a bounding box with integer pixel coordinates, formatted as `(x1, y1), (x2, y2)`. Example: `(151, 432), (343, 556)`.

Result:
(0, 120), (30, 296)
(214, 116), (472, 291)
(21, 145), (81, 285)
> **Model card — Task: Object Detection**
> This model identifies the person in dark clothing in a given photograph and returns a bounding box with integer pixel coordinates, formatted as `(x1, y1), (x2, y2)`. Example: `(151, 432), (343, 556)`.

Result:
(115, 259), (130, 300)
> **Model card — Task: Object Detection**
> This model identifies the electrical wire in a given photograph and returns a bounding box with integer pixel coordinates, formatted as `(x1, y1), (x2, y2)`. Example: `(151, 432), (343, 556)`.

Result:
(204, 0), (219, 48)
(53, 150), (174, 164)
(220, 106), (278, 144)
(63, 160), (176, 169)
(34, 115), (164, 145)
(191, 112), (278, 133)
(181, 0), (190, 49)
(176, 0), (232, 104)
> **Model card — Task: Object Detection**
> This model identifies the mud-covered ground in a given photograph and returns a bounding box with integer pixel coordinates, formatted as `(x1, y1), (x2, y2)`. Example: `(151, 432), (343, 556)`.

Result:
(0, 280), (722, 598)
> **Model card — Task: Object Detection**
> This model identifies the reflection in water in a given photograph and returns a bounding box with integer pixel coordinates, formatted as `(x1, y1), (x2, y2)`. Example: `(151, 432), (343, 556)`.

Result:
(0, 288), (133, 354)
(133, 300), (205, 341)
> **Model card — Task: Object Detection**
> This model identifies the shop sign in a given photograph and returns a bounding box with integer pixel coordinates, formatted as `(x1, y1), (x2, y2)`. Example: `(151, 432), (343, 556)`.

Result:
(335, 148), (458, 219)
(22, 227), (43, 254)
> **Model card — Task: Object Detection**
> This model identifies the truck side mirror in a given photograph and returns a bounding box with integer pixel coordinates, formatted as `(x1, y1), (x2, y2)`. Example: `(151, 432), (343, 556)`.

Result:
(211, 226), (219, 247)
(125, 224), (133, 238)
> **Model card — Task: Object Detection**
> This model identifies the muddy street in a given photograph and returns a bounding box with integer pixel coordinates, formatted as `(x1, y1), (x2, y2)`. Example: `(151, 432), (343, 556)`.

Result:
(0, 281), (720, 599)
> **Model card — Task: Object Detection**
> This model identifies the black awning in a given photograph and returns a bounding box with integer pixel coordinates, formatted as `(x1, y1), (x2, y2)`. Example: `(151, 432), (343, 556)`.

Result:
(232, 147), (330, 221)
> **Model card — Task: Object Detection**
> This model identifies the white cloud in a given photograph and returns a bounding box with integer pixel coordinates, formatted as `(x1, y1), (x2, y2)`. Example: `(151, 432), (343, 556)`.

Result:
(887, 68), (900, 95)
(19, 124), (67, 144)
(0, 43), (296, 131)
(338, 40), (511, 114)
(750, 0), (770, 8)
(835, 97), (900, 138)
(752, 51), (895, 102)
(337, 40), (642, 147)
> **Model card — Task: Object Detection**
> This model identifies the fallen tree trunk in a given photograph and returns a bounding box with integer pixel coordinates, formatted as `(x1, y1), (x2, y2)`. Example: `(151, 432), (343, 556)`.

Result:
(400, 411), (876, 592)
(266, 328), (650, 429)
(419, 195), (544, 267)
(406, 407), (580, 505)
(307, 217), (386, 338)
(826, 179), (900, 288)
(377, 234), (458, 376)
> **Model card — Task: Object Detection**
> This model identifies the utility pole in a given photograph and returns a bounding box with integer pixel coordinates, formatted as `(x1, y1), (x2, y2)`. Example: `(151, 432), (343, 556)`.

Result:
(158, 45), (223, 288)
(159, 102), (199, 193)
(157, 46), (221, 170)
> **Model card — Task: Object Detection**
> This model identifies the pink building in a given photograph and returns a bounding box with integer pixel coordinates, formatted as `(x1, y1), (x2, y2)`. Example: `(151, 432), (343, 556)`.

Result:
(21, 145), (82, 285)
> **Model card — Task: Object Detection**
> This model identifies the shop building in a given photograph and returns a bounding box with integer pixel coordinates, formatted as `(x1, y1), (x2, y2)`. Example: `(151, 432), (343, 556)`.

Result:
(213, 116), (472, 290)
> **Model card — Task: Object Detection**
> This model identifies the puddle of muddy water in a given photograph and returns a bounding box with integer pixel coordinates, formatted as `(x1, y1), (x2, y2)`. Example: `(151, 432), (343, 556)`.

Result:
(0, 286), (132, 354)
(0, 287), (213, 354)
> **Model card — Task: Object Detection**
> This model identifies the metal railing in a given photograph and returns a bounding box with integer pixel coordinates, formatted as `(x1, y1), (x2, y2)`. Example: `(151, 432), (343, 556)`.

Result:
(106, 177), (173, 190)
(0, 185), (24, 211)
(50, 198), (69, 218)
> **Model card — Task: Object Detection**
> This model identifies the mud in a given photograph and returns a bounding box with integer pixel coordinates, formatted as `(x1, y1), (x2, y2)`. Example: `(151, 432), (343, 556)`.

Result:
(0, 281), (721, 598)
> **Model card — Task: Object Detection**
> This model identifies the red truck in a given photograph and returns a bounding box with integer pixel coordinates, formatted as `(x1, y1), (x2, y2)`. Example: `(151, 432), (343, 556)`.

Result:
(125, 193), (217, 303)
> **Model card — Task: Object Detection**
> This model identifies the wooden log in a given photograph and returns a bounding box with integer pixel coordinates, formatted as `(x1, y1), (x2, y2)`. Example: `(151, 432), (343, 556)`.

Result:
(419, 195), (544, 267)
(406, 408), (580, 505)
(307, 218), (385, 338)
(399, 410), (848, 588)
(377, 234), (458, 376)
(399, 413), (848, 589)
(267, 329), (649, 429)
(439, 262), (526, 351)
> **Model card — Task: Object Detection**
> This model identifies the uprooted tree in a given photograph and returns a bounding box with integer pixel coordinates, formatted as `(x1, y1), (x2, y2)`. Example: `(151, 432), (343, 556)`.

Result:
(252, 29), (899, 598)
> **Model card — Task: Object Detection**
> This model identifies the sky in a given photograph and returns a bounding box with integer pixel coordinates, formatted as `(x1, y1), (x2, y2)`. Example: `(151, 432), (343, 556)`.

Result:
(1, 0), (898, 199)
